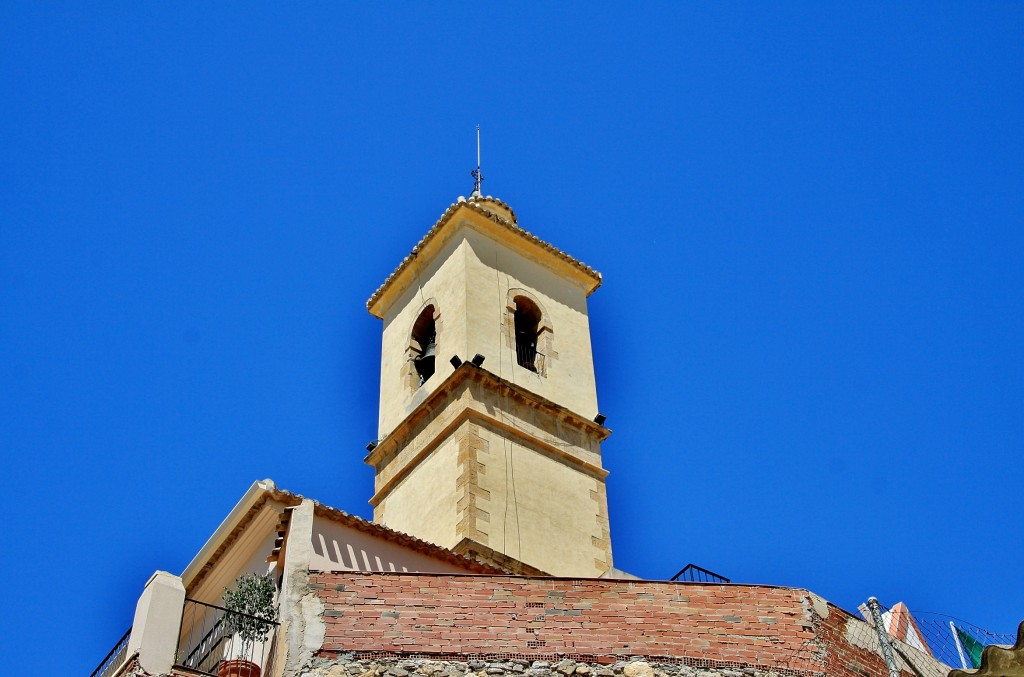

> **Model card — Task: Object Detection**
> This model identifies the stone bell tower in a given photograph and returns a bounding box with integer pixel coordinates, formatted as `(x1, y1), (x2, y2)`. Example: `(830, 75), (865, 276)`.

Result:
(364, 192), (612, 577)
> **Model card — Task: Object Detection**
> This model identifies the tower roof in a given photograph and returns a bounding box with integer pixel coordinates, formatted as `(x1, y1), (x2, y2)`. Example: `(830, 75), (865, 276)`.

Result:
(366, 195), (602, 318)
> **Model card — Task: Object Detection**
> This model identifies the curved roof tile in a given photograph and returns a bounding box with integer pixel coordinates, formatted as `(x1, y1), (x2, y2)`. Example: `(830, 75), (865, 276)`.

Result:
(366, 195), (602, 312)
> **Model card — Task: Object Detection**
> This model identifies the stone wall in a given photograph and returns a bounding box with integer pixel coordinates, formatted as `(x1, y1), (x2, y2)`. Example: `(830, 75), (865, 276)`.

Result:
(300, 657), (808, 677)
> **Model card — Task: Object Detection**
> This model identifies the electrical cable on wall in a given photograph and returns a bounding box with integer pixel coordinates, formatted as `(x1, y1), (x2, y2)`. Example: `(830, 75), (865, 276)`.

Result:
(494, 253), (522, 559)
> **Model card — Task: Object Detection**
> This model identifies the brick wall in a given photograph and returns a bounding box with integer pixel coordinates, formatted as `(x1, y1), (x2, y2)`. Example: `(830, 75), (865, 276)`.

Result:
(815, 603), (946, 677)
(311, 572), (833, 674)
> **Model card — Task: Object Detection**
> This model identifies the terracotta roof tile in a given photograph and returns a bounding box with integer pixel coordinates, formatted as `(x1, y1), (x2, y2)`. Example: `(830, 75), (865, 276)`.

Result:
(265, 484), (512, 576)
(366, 195), (602, 314)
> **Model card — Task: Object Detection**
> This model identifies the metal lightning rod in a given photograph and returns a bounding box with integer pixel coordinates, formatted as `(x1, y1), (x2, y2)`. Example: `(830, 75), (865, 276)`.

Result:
(470, 125), (483, 197)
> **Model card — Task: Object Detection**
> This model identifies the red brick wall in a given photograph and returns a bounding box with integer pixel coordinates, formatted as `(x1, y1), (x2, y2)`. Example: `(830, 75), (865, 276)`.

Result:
(818, 603), (911, 677)
(311, 572), (831, 673)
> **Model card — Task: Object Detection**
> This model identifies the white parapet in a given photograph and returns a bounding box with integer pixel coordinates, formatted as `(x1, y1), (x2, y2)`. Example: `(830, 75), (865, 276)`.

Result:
(127, 570), (186, 675)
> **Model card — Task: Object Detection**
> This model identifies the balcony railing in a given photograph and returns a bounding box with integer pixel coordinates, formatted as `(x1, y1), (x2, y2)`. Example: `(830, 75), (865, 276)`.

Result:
(177, 598), (278, 676)
(516, 337), (538, 371)
(670, 563), (730, 583)
(88, 627), (132, 677)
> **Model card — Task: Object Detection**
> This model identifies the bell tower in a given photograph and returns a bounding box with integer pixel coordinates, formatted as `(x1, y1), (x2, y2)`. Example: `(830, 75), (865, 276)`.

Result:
(364, 193), (612, 577)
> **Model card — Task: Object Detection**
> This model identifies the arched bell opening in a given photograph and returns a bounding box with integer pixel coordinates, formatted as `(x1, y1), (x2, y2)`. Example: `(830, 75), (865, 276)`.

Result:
(513, 296), (542, 372)
(410, 305), (437, 386)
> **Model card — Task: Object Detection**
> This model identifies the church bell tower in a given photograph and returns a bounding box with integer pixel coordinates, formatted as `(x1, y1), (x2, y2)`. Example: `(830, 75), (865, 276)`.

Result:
(364, 191), (612, 577)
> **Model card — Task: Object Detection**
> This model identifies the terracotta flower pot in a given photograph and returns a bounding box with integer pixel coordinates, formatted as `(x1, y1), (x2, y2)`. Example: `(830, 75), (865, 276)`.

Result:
(218, 659), (261, 677)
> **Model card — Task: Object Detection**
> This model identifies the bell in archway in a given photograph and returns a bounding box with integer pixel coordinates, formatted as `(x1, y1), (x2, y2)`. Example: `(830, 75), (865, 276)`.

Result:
(415, 335), (436, 384)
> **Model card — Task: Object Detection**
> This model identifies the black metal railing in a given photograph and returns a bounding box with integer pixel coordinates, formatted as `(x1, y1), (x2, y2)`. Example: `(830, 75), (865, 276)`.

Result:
(88, 626), (132, 677)
(516, 336), (537, 371)
(670, 563), (731, 583)
(178, 598), (279, 676)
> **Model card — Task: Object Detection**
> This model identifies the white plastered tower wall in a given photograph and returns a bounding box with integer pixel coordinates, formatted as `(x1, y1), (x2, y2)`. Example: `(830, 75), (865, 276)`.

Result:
(376, 232), (470, 437)
(461, 225), (600, 417)
(366, 196), (613, 577)
(374, 203), (600, 437)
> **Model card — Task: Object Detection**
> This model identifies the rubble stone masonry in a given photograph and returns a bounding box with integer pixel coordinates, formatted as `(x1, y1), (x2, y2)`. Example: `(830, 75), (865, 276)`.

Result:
(301, 656), (813, 677)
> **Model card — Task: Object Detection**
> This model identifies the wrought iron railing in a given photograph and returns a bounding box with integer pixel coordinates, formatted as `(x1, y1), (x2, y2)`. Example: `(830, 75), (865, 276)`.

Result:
(516, 338), (537, 371)
(178, 598), (279, 676)
(88, 626), (132, 677)
(670, 563), (731, 583)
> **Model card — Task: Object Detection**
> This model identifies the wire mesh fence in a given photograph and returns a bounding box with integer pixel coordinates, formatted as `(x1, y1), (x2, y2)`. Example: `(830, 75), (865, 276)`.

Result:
(858, 598), (1017, 673)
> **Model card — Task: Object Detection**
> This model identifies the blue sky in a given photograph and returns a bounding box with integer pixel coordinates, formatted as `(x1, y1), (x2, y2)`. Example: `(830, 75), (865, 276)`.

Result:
(2, 3), (1022, 673)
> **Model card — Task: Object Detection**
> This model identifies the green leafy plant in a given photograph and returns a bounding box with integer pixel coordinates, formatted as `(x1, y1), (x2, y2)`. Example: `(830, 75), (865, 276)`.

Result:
(222, 573), (277, 661)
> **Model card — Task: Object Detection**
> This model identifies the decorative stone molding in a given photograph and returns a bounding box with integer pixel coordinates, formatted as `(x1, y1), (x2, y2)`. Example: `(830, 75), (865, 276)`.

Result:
(504, 288), (556, 377)
(403, 299), (442, 393)
(366, 366), (610, 509)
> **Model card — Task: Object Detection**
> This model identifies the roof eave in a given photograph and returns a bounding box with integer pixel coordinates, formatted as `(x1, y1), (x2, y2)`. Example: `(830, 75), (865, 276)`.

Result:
(180, 478), (515, 585)
(367, 199), (602, 319)
(180, 479), (279, 587)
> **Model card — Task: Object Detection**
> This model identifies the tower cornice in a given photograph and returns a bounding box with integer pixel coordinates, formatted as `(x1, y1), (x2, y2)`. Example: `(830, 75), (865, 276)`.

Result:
(365, 362), (611, 509)
(367, 196), (602, 319)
